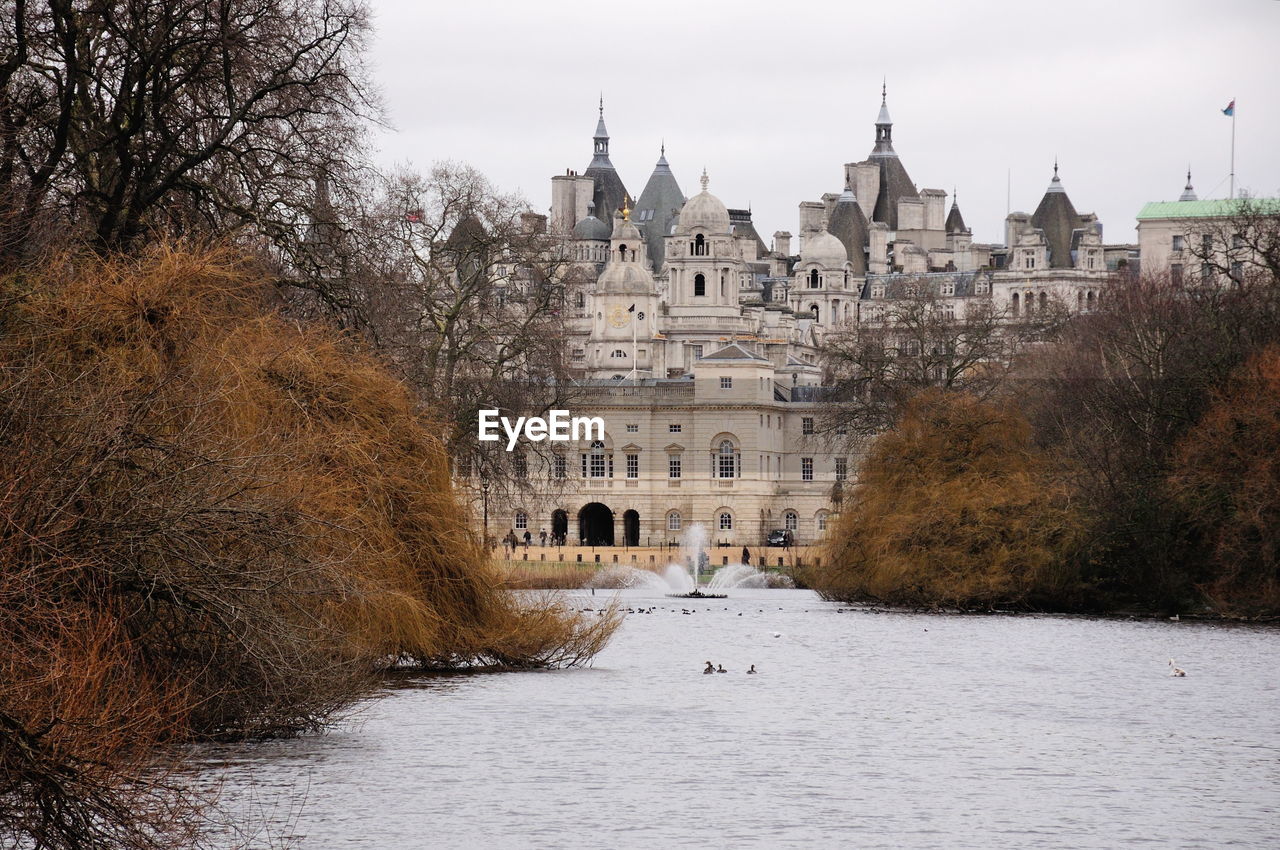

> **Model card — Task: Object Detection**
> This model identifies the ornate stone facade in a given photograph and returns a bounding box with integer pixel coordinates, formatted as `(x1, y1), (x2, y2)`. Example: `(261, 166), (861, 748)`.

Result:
(498, 91), (1122, 548)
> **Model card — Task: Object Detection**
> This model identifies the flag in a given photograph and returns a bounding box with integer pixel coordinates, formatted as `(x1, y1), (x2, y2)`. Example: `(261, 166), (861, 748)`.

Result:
(1222, 99), (1235, 117)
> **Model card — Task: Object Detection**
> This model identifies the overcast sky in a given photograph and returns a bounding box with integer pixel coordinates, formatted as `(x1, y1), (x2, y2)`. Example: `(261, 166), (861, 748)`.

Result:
(366, 0), (1279, 246)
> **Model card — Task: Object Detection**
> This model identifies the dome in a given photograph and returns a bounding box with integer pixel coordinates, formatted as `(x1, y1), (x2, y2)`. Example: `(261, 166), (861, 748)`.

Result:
(573, 212), (610, 241)
(675, 170), (730, 235)
(596, 260), (655, 295)
(800, 229), (848, 267)
(611, 213), (642, 243)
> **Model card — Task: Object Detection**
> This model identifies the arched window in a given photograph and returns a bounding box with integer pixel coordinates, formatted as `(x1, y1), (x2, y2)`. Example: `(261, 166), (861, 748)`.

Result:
(694, 234), (706, 256)
(585, 441), (608, 478)
(809, 269), (820, 289)
(1077, 290), (1084, 311)
(1025, 291), (1035, 314)
(610, 349), (627, 358)
(1011, 292), (1020, 316)
(784, 511), (798, 531)
(1039, 291), (1048, 311)
(718, 439), (737, 479)
(1086, 291), (1096, 310)
(619, 244), (628, 262)
(718, 511), (733, 530)
(694, 273), (706, 296)
(816, 511), (829, 532)
(810, 304), (820, 322)
(515, 510), (527, 530)
(667, 511), (682, 531)
(575, 291), (586, 309)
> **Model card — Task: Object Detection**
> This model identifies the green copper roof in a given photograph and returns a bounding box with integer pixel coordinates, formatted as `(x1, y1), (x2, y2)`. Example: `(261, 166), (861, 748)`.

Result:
(1137, 198), (1280, 220)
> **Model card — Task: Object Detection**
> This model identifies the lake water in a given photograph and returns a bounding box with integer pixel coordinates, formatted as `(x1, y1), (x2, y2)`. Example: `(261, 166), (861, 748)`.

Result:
(196, 589), (1280, 848)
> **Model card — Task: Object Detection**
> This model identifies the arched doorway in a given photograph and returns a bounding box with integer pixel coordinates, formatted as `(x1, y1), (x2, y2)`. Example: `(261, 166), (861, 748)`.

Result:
(623, 509), (640, 547)
(551, 509), (568, 544)
(578, 503), (614, 546)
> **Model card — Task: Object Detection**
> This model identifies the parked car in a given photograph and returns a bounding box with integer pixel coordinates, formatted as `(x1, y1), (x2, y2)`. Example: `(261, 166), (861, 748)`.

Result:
(767, 529), (793, 547)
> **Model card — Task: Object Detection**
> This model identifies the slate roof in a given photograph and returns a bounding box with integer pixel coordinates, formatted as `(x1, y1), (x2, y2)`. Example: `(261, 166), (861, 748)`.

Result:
(701, 342), (769, 362)
(827, 190), (870, 274)
(584, 110), (629, 238)
(728, 208), (769, 258)
(1030, 169), (1082, 269)
(945, 200), (968, 234)
(633, 149), (684, 272)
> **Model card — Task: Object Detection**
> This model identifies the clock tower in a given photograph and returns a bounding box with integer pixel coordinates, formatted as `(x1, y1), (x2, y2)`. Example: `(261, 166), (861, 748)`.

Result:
(586, 205), (662, 381)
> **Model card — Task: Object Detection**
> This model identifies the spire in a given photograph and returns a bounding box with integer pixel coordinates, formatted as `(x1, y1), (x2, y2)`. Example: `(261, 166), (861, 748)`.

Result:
(656, 141), (669, 169)
(700, 168), (709, 193)
(592, 96), (610, 163)
(1179, 167), (1198, 202)
(1046, 159), (1065, 194)
(946, 188), (968, 235)
(873, 82), (894, 155)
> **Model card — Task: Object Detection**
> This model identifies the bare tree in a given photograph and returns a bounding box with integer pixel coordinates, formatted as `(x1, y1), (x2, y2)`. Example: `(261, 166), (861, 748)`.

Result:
(299, 163), (587, 496)
(820, 280), (1058, 437)
(1180, 195), (1280, 286)
(0, 0), (377, 267)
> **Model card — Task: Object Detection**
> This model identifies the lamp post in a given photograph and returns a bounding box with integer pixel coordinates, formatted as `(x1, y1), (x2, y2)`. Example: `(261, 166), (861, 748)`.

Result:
(480, 477), (491, 546)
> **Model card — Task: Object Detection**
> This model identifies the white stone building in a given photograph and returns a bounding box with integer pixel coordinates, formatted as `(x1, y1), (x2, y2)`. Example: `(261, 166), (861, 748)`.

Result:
(492, 89), (1121, 549)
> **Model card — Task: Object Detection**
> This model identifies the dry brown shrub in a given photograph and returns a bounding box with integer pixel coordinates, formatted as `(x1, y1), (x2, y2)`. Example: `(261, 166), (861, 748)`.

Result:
(0, 246), (617, 847)
(1169, 345), (1280, 614)
(811, 390), (1086, 610)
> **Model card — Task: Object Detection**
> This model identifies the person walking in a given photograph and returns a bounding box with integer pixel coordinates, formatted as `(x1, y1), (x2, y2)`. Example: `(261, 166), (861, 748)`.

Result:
(523, 530), (532, 548)
(539, 529), (548, 546)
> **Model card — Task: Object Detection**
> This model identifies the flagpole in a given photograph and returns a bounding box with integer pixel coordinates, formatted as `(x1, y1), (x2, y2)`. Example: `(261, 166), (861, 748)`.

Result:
(1230, 98), (1236, 199)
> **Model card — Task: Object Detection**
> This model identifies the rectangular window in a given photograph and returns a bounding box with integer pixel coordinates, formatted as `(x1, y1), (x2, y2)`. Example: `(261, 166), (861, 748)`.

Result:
(554, 455), (566, 479)
(942, 302), (956, 320)
(941, 282), (955, 296)
(692, 344), (703, 359)
(669, 454), (682, 479)
(1171, 264), (1183, 285)
(835, 457), (847, 481)
(669, 423), (682, 433)
(626, 424), (639, 433)
(589, 452), (606, 479)
(719, 450), (736, 480)
(802, 417), (814, 435)
(1172, 234), (1184, 252)
(514, 513), (527, 530)
(514, 454), (527, 479)
(801, 457), (814, 481)
(626, 453), (639, 479)
(720, 376), (732, 389)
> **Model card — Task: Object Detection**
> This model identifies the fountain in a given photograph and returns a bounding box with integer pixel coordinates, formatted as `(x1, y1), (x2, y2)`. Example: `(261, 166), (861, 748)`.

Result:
(582, 523), (792, 594)
(667, 523), (726, 598)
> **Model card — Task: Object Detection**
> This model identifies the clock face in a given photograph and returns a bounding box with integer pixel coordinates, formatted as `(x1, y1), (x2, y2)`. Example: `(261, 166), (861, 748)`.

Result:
(607, 305), (630, 328)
